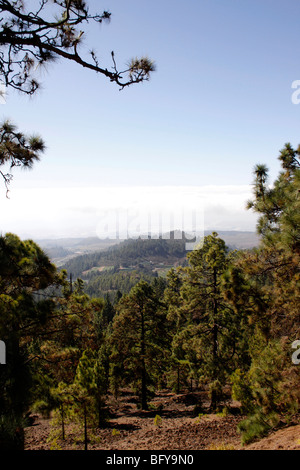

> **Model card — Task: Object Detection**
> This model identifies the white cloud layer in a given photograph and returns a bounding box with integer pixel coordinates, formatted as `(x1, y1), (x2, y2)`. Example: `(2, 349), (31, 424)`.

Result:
(0, 185), (258, 239)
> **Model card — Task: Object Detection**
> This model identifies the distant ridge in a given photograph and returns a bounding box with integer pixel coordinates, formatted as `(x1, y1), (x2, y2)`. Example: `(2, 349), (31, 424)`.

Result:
(36, 230), (260, 267)
(204, 230), (260, 250)
(49, 230), (260, 300)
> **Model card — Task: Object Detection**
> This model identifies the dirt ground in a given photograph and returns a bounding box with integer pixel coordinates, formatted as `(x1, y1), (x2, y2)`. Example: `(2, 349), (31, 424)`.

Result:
(24, 389), (300, 451)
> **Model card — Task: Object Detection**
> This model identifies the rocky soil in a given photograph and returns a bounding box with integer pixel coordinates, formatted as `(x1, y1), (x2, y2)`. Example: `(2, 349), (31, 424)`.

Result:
(24, 389), (300, 451)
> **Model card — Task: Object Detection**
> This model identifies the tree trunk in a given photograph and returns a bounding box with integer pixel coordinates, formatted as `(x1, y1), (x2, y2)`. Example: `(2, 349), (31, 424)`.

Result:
(84, 404), (88, 451)
(211, 267), (219, 412)
(141, 308), (148, 410)
(61, 404), (65, 440)
(177, 364), (180, 394)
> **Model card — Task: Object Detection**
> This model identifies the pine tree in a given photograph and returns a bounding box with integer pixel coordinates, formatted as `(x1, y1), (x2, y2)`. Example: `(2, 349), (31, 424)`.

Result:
(50, 382), (72, 441)
(176, 233), (247, 410)
(109, 280), (170, 410)
(247, 143), (300, 253)
(68, 348), (107, 450)
(227, 144), (300, 442)
(0, 233), (59, 449)
(0, 120), (45, 195)
(164, 268), (195, 392)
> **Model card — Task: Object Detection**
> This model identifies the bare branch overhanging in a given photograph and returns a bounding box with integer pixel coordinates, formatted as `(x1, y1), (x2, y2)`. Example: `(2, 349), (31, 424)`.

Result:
(0, 0), (155, 94)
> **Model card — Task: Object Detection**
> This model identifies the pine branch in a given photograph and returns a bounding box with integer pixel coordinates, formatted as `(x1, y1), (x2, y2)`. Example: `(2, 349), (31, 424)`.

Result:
(0, 0), (155, 93)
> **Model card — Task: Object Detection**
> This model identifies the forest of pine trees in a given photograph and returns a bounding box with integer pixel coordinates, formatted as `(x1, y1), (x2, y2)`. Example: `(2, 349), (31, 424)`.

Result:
(0, 144), (299, 450)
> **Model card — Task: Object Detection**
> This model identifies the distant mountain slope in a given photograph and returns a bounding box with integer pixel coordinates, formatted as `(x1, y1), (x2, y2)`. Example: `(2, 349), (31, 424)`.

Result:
(48, 230), (260, 300)
(37, 237), (122, 266)
(61, 235), (189, 279)
(206, 230), (260, 250)
(38, 231), (259, 267)
(59, 231), (259, 278)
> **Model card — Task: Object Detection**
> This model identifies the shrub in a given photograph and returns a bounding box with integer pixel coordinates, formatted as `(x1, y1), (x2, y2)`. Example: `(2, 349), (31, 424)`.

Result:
(238, 411), (280, 446)
(154, 415), (162, 427)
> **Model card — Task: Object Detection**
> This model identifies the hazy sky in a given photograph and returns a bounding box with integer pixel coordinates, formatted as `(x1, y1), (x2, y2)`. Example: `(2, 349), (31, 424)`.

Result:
(1, 0), (300, 239)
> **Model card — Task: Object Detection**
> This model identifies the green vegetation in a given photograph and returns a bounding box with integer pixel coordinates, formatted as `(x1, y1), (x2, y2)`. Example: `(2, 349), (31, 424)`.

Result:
(0, 144), (299, 449)
(60, 236), (189, 303)
(61, 236), (189, 278)
(3, 0), (298, 451)
(154, 415), (162, 427)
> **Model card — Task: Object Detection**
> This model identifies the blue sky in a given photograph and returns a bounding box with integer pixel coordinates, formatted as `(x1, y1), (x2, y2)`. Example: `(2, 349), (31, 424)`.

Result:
(1, 0), (300, 239)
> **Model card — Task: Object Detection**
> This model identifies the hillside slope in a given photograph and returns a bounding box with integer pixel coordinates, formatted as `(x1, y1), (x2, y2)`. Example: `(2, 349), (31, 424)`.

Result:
(54, 231), (260, 300)
(244, 424), (300, 450)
